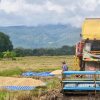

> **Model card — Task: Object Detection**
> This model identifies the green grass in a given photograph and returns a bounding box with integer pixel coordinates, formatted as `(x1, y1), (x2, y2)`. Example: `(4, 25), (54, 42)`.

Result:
(0, 67), (60, 76)
(0, 91), (35, 100)
(46, 77), (60, 90)
(0, 68), (23, 76)
(33, 67), (60, 72)
(0, 91), (8, 100)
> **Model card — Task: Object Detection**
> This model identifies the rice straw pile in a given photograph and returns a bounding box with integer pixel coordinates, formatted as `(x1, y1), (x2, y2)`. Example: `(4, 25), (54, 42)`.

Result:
(50, 70), (62, 75)
(0, 77), (45, 87)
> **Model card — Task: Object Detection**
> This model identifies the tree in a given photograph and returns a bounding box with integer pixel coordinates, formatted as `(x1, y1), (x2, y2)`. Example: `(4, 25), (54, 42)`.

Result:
(0, 32), (13, 52)
(3, 50), (16, 60)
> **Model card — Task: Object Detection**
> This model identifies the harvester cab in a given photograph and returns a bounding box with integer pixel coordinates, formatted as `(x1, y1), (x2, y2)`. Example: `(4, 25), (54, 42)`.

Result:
(61, 18), (100, 95)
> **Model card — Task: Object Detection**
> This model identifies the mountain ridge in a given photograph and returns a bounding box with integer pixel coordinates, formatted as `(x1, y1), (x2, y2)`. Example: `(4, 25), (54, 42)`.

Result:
(0, 24), (81, 48)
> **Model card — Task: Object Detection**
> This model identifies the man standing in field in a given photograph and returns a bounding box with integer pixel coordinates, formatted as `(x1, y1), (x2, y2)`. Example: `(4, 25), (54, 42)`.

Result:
(62, 61), (68, 72)
(62, 61), (68, 80)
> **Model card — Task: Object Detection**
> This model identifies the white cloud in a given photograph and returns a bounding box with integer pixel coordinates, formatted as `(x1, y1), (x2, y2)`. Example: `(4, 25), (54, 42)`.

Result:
(78, 0), (99, 11)
(0, 0), (44, 14)
(0, 0), (100, 27)
(45, 1), (65, 13)
(0, 0), (19, 13)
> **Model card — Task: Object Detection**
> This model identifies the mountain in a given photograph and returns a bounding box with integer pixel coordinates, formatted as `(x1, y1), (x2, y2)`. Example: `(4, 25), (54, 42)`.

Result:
(0, 24), (81, 48)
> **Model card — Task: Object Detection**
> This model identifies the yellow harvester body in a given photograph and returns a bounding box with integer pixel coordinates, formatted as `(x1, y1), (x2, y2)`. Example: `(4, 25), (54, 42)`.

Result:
(82, 18), (100, 40)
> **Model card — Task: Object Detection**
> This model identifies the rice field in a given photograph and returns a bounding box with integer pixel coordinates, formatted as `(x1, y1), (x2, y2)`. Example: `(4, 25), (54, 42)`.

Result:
(0, 56), (80, 100)
(0, 56), (79, 73)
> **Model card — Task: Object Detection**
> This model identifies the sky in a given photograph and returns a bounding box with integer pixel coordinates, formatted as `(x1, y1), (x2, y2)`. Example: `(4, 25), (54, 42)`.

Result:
(0, 0), (100, 27)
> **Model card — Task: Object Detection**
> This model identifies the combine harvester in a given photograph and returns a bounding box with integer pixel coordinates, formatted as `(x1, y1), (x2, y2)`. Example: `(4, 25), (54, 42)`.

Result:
(61, 18), (100, 95)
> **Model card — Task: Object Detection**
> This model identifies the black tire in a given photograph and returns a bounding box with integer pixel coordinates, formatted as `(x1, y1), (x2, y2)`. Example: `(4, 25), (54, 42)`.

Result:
(80, 61), (85, 71)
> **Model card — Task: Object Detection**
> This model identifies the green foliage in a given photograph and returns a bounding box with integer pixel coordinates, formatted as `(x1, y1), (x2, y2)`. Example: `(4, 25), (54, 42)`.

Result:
(0, 32), (13, 52)
(13, 48), (33, 57)
(0, 52), (3, 58)
(0, 92), (7, 100)
(3, 50), (16, 60)
(14, 45), (75, 57)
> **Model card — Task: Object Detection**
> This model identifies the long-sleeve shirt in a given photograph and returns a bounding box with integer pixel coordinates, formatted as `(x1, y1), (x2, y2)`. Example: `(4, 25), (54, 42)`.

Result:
(62, 64), (68, 71)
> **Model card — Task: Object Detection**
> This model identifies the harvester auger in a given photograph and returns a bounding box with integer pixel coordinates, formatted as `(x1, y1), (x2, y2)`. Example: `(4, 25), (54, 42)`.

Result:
(61, 18), (100, 95)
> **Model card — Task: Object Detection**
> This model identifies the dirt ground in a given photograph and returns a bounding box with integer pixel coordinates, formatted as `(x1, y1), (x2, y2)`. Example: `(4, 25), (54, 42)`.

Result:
(62, 94), (100, 100)
(44, 94), (100, 100)
(40, 90), (100, 100)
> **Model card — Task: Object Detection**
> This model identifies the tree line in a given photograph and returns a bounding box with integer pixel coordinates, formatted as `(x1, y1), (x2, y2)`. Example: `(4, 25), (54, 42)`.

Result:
(0, 32), (75, 58)
(14, 45), (75, 57)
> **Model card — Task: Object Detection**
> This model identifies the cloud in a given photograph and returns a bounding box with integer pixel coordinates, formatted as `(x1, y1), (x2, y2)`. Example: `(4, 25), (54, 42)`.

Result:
(0, 0), (100, 27)
(45, 1), (65, 13)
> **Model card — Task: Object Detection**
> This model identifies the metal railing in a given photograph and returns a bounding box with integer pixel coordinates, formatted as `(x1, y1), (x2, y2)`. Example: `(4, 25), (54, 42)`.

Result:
(62, 71), (100, 80)
(62, 71), (100, 94)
